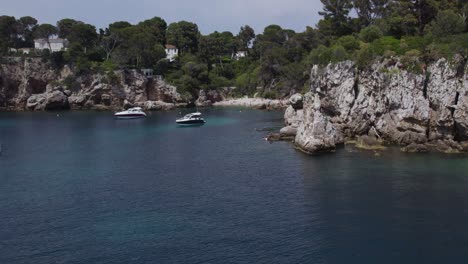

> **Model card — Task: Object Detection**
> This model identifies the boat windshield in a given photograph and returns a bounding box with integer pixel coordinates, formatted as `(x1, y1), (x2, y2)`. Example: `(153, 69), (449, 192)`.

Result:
(183, 112), (202, 119)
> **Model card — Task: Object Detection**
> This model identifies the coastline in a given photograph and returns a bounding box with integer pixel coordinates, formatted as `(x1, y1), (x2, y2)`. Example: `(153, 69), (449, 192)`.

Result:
(0, 97), (289, 112)
(213, 98), (288, 110)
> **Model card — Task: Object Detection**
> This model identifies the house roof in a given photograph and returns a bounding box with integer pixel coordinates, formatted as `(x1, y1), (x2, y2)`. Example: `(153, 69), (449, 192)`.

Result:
(165, 44), (177, 49)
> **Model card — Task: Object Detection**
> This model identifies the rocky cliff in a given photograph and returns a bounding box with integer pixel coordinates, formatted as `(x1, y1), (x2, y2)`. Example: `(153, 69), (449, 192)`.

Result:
(0, 58), (187, 111)
(283, 56), (468, 153)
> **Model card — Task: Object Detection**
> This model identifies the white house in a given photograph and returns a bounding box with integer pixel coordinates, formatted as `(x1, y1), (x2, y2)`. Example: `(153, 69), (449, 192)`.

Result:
(34, 38), (69, 52)
(165, 44), (178, 62)
(232, 51), (247, 60)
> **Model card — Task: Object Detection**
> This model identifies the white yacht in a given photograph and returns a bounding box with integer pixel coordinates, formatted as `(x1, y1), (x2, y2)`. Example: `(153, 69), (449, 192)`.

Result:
(114, 107), (147, 119)
(176, 112), (206, 125)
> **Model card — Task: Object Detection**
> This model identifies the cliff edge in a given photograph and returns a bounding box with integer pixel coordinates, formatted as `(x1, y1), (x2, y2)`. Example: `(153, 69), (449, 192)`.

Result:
(284, 56), (468, 153)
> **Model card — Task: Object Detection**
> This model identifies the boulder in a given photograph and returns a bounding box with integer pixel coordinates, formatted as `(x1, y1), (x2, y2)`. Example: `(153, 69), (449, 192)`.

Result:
(401, 143), (429, 153)
(265, 133), (281, 141)
(427, 140), (463, 153)
(63, 89), (72, 97)
(284, 106), (303, 127)
(355, 135), (386, 150)
(45, 91), (69, 110)
(123, 99), (133, 109)
(289, 93), (303, 110)
(26, 94), (46, 111)
(195, 90), (213, 107)
(68, 95), (86, 109)
(280, 126), (298, 137)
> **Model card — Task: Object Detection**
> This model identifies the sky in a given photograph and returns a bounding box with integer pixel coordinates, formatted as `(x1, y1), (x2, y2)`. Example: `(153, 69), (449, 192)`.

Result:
(2, 0), (324, 34)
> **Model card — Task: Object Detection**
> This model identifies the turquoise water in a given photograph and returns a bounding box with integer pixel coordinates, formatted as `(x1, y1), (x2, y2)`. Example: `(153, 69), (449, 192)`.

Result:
(1, 108), (468, 263)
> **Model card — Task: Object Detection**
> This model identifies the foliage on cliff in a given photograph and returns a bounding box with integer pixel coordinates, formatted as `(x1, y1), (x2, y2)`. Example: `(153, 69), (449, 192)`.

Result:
(2, 0), (468, 98)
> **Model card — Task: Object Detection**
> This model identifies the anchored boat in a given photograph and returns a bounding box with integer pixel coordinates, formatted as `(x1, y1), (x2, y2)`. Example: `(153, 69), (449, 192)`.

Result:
(114, 107), (147, 119)
(176, 112), (206, 125)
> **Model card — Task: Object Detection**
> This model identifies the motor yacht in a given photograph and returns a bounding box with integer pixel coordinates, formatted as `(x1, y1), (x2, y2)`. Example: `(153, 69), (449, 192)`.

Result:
(176, 112), (206, 125)
(114, 107), (147, 119)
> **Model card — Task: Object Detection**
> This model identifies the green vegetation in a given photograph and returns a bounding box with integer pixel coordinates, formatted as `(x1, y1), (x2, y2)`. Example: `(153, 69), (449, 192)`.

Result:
(2, 0), (468, 98)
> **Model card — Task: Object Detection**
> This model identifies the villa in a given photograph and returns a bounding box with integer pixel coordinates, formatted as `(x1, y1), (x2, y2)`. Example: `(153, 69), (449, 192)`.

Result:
(232, 51), (247, 60)
(165, 44), (178, 62)
(34, 38), (69, 52)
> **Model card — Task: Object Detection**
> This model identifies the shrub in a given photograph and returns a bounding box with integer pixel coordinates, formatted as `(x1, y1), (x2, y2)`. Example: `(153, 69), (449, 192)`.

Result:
(359, 25), (383, 43)
(370, 36), (402, 56)
(355, 44), (375, 69)
(75, 57), (92, 74)
(337, 35), (360, 52)
(100, 60), (117, 72)
(307, 45), (332, 66)
(330, 45), (349, 63)
(401, 49), (423, 73)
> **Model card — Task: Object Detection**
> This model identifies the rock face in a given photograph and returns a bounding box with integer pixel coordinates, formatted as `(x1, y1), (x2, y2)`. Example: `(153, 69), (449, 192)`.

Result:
(0, 58), (186, 111)
(281, 94), (304, 138)
(289, 93), (303, 109)
(295, 94), (343, 153)
(293, 57), (468, 153)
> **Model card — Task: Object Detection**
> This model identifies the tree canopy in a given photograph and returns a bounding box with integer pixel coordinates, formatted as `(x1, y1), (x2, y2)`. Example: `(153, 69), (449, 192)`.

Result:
(2, 1), (468, 98)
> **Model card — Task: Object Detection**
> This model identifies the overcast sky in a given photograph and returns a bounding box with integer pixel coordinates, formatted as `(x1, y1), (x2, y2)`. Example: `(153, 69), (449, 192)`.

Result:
(2, 0), (324, 34)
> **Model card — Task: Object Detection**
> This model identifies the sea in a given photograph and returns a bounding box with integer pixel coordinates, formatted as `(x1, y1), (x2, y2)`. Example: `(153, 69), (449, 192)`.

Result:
(1, 108), (468, 263)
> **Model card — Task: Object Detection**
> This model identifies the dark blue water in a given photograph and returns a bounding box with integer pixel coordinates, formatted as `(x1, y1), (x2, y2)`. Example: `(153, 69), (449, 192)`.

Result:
(1, 108), (468, 264)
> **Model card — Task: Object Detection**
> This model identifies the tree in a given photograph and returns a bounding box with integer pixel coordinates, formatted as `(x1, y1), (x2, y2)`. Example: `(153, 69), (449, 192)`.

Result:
(352, 0), (390, 26)
(238, 25), (255, 50)
(199, 31), (235, 71)
(117, 26), (165, 67)
(166, 21), (200, 54)
(57, 19), (83, 38)
(34, 24), (58, 50)
(101, 32), (121, 61)
(137, 17), (167, 45)
(67, 23), (98, 53)
(0, 16), (17, 52)
(109, 21), (132, 31)
(16, 16), (38, 48)
(319, 0), (353, 36)
(427, 9), (465, 37)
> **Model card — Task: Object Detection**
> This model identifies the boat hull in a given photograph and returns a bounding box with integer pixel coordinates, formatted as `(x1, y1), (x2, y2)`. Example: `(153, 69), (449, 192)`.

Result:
(176, 119), (206, 125)
(115, 114), (146, 119)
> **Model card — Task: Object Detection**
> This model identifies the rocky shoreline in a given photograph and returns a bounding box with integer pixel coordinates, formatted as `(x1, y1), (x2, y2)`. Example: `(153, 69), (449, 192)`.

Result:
(0, 58), (288, 112)
(278, 57), (468, 154)
(213, 98), (287, 110)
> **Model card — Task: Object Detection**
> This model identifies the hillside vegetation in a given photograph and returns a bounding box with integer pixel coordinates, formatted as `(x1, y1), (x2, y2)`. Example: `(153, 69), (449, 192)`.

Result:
(2, 0), (468, 98)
